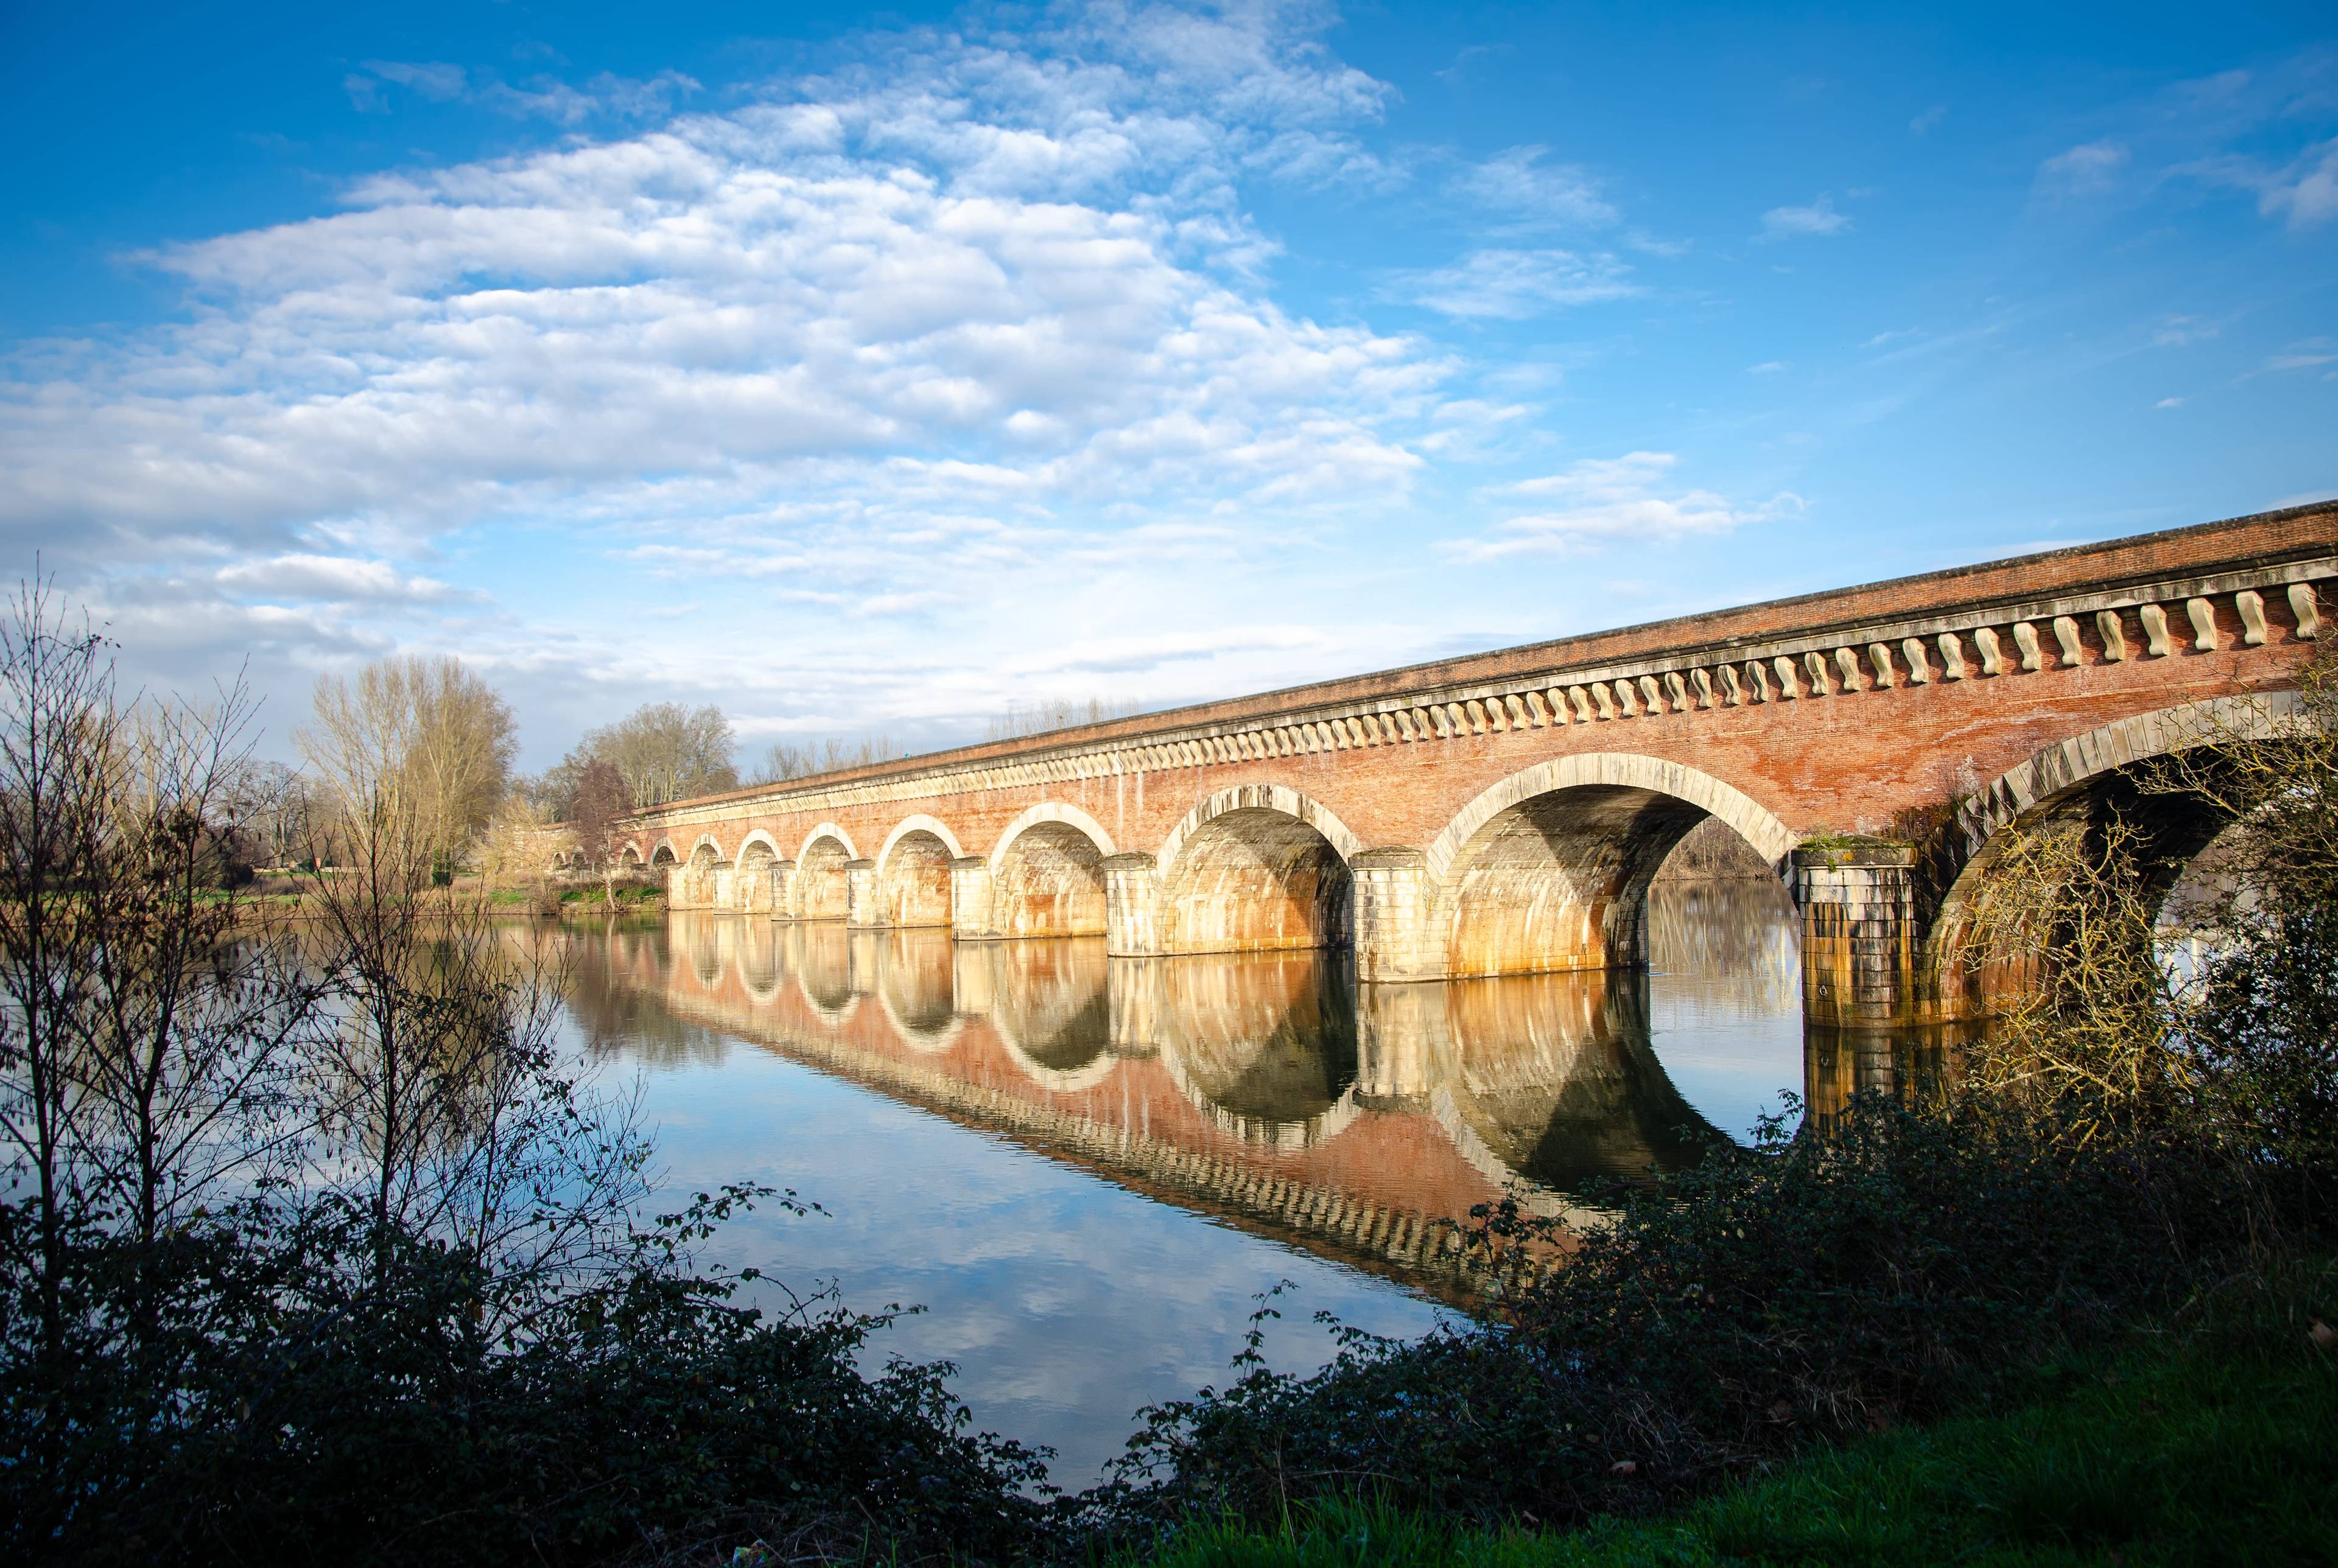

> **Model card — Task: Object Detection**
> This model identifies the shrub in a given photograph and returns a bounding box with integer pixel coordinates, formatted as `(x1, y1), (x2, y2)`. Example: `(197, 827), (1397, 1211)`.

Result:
(1, 1188), (1051, 1567)
(1092, 1094), (2204, 1538)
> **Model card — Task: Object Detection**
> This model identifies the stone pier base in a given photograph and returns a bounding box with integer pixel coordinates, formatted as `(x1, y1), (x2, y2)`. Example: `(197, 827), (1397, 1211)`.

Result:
(1794, 842), (1920, 1028)
(1103, 852), (1160, 957)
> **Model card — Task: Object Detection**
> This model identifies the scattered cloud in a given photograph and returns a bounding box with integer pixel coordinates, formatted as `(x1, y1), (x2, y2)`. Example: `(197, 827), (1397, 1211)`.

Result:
(1393, 248), (1638, 319)
(1910, 103), (1947, 135)
(342, 58), (700, 124)
(2185, 135), (2338, 228)
(2035, 139), (2129, 198)
(1448, 145), (1618, 227)
(2263, 338), (2338, 373)
(1860, 327), (1922, 349)
(215, 553), (471, 603)
(2153, 315), (2218, 347)
(1758, 194), (1851, 240)
(2157, 396), (2185, 408)
(1747, 360), (1788, 375)
(1447, 452), (1805, 560)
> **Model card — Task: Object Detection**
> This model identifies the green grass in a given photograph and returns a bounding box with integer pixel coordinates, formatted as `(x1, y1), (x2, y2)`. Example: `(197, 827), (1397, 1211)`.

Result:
(1120, 1314), (2338, 1567)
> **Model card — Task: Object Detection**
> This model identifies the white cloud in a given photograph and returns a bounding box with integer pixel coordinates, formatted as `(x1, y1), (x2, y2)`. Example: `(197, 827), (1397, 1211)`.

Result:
(1910, 104), (1947, 135)
(2189, 135), (2338, 228)
(2, 4), (1503, 748)
(344, 58), (701, 124)
(1758, 194), (1851, 240)
(1447, 452), (1805, 560)
(1747, 360), (1787, 375)
(2035, 139), (2129, 197)
(1448, 145), (1618, 227)
(216, 553), (469, 603)
(1395, 248), (1638, 319)
(2157, 396), (2185, 408)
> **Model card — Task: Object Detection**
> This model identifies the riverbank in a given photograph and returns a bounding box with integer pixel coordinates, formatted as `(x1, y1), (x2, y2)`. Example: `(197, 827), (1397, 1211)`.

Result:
(1122, 1271), (2338, 1567)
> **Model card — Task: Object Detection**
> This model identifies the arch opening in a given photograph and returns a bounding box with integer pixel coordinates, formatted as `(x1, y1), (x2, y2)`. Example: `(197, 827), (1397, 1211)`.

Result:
(994, 820), (1108, 937)
(681, 840), (723, 909)
(1444, 785), (1732, 978)
(1160, 807), (1353, 956)
(1922, 698), (2301, 1015)
(797, 835), (851, 921)
(879, 830), (955, 928)
(735, 838), (780, 914)
(650, 842), (678, 869)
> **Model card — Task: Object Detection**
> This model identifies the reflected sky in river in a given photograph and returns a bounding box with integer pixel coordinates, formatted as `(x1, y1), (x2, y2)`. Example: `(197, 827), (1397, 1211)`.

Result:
(555, 876), (1803, 1487)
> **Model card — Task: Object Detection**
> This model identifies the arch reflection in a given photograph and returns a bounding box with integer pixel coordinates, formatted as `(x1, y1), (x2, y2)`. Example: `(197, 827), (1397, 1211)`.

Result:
(625, 893), (1806, 1284)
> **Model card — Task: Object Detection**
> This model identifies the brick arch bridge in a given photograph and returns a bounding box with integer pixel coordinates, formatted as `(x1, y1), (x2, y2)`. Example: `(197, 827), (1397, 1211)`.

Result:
(615, 504), (2335, 1026)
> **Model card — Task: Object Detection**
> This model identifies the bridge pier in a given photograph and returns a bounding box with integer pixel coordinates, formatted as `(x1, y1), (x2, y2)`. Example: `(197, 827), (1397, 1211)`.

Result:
(844, 859), (883, 927)
(766, 858), (795, 919)
(1352, 848), (1444, 983)
(1103, 852), (1160, 957)
(950, 856), (999, 939)
(1793, 842), (1923, 1028)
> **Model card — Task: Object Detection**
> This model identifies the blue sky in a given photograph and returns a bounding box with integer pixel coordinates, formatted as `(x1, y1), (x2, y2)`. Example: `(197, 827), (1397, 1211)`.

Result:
(4, 1), (2333, 769)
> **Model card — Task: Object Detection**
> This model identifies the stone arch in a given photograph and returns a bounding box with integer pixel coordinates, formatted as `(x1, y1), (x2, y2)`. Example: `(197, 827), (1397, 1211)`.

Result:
(1157, 785), (1362, 955)
(619, 843), (643, 869)
(795, 827), (855, 921)
(877, 816), (959, 928)
(989, 803), (1116, 937)
(1925, 693), (2300, 965)
(795, 822), (860, 864)
(1429, 755), (1797, 979)
(649, 838), (679, 868)
(735, 830), (784, 914)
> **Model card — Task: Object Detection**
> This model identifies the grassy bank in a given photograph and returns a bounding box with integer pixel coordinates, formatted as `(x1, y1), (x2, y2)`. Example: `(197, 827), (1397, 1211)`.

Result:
(1121, 1280), (2338, 1568)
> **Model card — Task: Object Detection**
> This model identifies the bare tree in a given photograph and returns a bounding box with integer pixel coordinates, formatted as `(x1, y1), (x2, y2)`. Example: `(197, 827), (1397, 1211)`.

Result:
(566, 758), (631, 911)
(558, 702), (737, 810)
(80, 682), (318, 1253)
(748, 734), (900, 783)
(0, 586), (312, 1356)
(0, 581), (116, 1355)
(303, 656), (516, 881)
(984, 695), (1141, 741)
(297, 677), (640, 1290)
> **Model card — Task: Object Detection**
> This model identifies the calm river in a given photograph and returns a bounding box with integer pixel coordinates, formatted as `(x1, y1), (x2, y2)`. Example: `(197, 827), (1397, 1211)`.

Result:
(554, 875), (1824, 1486)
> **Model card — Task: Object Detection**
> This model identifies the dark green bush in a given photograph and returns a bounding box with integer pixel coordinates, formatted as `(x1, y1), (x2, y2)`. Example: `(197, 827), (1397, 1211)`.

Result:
(1093, 1093), (2206, 1538)
(1, 1192), (1050, 1567)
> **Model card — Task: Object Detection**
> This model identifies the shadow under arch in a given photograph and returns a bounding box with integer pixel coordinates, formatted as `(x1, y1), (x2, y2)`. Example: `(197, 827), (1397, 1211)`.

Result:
(990, 803), (1115, 937)
(1156, 785), (1363, 955)
(795, 830), (854, 921)
(734, 833), (782, 914)
(1922, 693), (2303, 1005)
(1428, 755), (1797, 979)
(877, 818), (959, 929)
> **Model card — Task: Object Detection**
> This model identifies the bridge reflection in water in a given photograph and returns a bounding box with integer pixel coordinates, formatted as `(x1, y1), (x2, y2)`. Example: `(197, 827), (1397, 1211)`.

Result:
(568, 877), (1904, 1287)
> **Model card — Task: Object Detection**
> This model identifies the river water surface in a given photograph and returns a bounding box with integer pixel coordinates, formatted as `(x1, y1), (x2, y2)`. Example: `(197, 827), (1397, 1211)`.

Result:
(556, 877), (1811, 1486)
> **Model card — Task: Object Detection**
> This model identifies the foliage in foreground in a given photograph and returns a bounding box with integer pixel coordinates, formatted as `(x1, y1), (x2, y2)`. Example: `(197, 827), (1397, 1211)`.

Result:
(1, 1190), (1047, 1567)
(1090, 1093), (2210, 1539)
(1118, 1265), (2338, 1567)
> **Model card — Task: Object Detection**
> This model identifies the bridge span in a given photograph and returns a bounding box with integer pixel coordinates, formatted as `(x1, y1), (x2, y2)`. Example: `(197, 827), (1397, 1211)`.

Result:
(611, 503), (2336, 1026)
